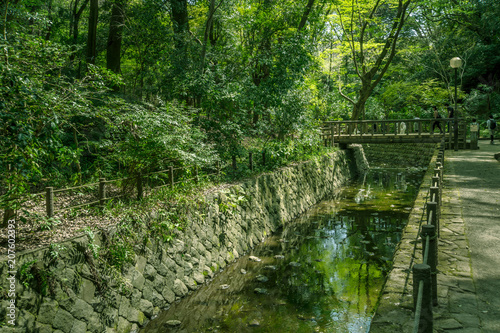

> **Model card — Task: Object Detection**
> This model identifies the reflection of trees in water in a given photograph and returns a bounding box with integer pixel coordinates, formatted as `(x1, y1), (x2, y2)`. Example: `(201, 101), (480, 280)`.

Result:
(270, 205), (404, 323)
(144, 169), (421, 333)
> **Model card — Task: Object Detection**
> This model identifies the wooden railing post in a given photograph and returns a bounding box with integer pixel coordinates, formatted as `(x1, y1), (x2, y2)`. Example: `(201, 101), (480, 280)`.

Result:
(46, 187), (54, 218)
(413, 264), (433, 333)
(422, 225), (438, 306)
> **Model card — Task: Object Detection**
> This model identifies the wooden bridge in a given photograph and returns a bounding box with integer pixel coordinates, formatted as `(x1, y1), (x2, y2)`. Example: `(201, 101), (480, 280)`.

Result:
(321, 118), (469, 149)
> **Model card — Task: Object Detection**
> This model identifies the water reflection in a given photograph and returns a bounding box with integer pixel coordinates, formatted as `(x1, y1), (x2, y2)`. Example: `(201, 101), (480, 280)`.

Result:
(141, 168), (424, 333)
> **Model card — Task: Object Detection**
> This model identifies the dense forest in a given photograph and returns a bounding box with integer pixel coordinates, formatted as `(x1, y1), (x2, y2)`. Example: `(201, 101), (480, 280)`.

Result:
(1, 0), (499, 217)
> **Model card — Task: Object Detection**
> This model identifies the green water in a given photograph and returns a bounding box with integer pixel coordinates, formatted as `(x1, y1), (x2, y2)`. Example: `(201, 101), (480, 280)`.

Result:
(141, 168), (424, 333)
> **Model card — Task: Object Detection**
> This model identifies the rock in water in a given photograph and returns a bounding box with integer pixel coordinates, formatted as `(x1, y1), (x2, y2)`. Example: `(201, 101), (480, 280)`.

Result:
(256, 275), (268, 283)
(249, 320), (260, 327)
(264, 265), (277, 270)
(254, 288), (268, 294)
(165, 320), (181, 327)
(274, 255), (285, 260)
(220, 284), (230, 290)
(249, 256), (261, 262)
(241, 269), (247, 274)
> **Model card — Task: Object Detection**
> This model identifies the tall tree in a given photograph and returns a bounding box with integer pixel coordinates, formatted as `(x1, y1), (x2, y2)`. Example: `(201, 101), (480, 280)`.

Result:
(200, 0), (223, 73)
(86, 0), (98, 64)
(70, 0), (89, 47)
(332, 0), (412, 120)
(107, 0), (126, 75)
(171, 0), (189, 50)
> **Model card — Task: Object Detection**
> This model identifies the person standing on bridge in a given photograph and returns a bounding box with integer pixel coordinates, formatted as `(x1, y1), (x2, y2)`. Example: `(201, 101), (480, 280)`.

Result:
(432, 107), (443, 134)
(447, 106), (454, 132)
(487, 115), (496, 144)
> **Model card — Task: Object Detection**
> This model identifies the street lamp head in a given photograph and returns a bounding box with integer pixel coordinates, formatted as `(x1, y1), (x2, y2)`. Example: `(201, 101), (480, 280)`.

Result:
(450, 57), (462, 68)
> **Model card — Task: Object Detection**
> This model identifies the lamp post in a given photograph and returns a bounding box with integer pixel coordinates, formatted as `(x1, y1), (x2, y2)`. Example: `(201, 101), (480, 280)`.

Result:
(450, 57), (462, 151)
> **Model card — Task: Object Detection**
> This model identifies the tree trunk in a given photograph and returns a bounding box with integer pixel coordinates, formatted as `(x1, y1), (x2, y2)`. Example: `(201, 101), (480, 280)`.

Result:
(107, 0), (125, 76)
(86, 0), (98, 64)
(171, 0), (189, 50)
(70, 0), (89, 45)
(200, 0), (222, 73)
(45, 0), (53, 40)
(297, 0), (315, 32)
(69, 0), (88, 69)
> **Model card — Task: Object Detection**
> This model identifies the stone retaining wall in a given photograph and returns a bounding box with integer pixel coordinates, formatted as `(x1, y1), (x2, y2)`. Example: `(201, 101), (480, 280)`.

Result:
(0, 148), (366, 333)
(363, 143), (437, 167)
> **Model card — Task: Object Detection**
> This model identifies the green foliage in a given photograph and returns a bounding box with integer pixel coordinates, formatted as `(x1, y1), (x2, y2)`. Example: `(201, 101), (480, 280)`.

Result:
(84, 227), (100, 259)
(48, 243), (66, 261)
(19, 260), (37, 289)
(18, 260), (53, 296)
(2, 0), (500, 234)
(39, 217), (62, 231)
(111, 101), (218, 176)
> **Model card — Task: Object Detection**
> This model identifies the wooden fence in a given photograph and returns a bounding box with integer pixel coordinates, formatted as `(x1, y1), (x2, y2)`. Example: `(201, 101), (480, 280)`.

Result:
(4, 150), (275, 221)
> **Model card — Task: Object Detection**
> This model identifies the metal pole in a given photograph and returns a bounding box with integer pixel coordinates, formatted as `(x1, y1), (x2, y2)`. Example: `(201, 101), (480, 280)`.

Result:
(454, 67), (458, 151)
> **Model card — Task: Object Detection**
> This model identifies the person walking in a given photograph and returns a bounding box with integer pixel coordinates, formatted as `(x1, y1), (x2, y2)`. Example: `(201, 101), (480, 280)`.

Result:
(486, 115), (496, 144)
(447, 106), (454, 132)
(432, 107), (443, 133)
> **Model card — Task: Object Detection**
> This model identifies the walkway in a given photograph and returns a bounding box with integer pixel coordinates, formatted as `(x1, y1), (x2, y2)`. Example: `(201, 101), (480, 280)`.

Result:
(440, 140), (500, 332)
(370, 140), (500, 333)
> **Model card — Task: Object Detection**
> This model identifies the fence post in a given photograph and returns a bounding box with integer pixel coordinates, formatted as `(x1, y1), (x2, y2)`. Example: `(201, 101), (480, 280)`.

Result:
(169, 166), (174, 188)
(98, 178), (106, 209)
(137, 173), (143, 200)
(330, 123), (335, 147)
(413, 263), (433, 333)
(427, 201), (437, 227)
(432, 175), (440, 189)
(232, 156), (237, 170)
(46, 187), (54, 218)
(430, 186), (440, 207)
(249, 152), (253, 171)
(422, 225), (438, 306)
(433, 169), (442, 209)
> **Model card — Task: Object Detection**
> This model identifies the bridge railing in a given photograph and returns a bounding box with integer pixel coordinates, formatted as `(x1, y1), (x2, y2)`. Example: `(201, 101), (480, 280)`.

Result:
(321, 118), (456, 146)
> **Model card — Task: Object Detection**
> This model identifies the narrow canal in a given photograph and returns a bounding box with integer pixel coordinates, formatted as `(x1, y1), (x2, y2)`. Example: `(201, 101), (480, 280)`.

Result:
(141, 167), (425, 333)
